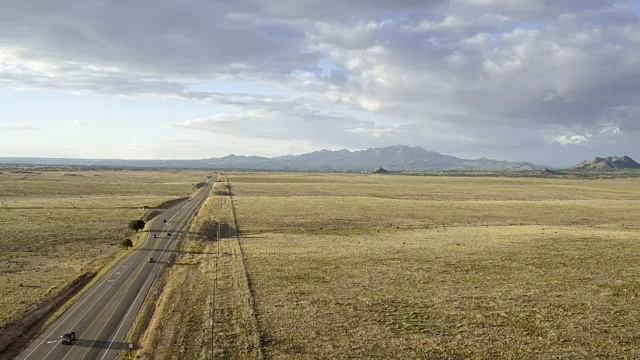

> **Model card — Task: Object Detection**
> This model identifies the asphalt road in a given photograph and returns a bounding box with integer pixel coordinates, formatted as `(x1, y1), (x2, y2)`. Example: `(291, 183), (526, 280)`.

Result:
(15, 177), (214, 360)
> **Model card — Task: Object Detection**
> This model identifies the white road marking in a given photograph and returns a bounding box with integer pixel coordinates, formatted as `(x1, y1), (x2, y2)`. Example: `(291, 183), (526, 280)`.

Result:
(24, 181), (212, 360)
(24, 210), (182, 360)
(99, 184), (211, 360)
(36, 266), (136, 360)
(21, 259), (132, 360)
(99, 232), (176, 360)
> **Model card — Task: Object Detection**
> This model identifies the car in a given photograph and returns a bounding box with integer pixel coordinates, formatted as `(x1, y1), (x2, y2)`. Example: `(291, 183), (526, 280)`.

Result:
(167, 232), (172, 236)
(149, 257), (155, 263)
(60, 331), (76, 345)
(153, 234), (157, 238)
(163, 219), (166, 223)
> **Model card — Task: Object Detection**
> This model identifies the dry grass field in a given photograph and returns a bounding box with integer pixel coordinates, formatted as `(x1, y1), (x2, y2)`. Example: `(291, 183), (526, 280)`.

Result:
(138, 177), (261, 360)
(227, 173), (640, 358)
(0, 170), (210, 328)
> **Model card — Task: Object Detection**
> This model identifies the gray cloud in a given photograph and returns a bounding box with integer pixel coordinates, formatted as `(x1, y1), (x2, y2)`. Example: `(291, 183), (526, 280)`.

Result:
(1, 0), (639, 165)
(303, 2), (640, 144)
(173, 97), (385, 145)
(0, 0), (313, 78)
(255, 0), (445, 19)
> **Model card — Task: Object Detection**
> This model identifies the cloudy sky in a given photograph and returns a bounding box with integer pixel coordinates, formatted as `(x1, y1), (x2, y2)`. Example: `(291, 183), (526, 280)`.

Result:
(1, 0), (639, 166)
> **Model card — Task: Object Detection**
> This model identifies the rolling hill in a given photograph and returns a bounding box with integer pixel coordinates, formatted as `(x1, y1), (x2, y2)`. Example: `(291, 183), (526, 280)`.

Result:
(0, 145), (543, 171)
(571, 156), (640, 171)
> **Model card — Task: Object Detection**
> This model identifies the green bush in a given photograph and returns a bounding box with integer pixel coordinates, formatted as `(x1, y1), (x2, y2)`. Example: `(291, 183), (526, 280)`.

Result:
(121, 239), (133, 249)
(128, 219), (145, 232)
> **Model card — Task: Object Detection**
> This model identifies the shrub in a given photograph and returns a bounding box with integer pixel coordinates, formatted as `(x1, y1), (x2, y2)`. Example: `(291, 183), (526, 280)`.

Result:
(121, 239), (133, 249)
(128, 219), (146, 232)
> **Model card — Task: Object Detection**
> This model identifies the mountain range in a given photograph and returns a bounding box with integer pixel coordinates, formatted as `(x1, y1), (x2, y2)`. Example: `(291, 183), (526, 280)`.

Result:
(571, 156), (640, 171)
(0, 145), (543, 171)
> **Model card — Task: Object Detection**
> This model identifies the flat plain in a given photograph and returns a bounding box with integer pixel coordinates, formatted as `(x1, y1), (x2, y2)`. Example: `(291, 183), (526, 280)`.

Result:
(0, 170), (210, 329)
(228, 173), (640, 358)
(138, 178), (262, 359)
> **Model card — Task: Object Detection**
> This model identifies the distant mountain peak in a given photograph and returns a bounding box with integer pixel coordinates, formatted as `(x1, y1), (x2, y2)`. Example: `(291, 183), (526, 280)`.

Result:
(228, 145), (541, 171)
(378, 144), (426, 152)
(218, 154), (269, 162)
(0, 145), (543, 171)
(571, 155), (640, 170)
(541, 168), (562, 176)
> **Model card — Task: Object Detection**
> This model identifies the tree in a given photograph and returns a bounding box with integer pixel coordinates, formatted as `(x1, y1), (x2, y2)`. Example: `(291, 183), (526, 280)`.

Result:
(128, 219), (146, 232)
(121, 239), (133, 249)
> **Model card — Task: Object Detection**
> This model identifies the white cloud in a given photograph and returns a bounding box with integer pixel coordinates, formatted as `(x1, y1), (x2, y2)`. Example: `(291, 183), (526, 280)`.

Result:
(347, 124), (401, 138)
(72, 120), (95, 126)
(550, 133), (590, 145)
(0, 0), (639, 165)
(0, 123), (40, 131)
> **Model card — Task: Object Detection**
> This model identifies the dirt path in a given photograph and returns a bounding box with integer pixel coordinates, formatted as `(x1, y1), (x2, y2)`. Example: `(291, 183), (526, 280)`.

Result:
(213, 232), (264, 359)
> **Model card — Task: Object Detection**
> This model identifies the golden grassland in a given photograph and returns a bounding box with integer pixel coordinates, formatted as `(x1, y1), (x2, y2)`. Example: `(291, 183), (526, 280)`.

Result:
(0, 170), (210, 327)
(230, 173), (640, 201)
(228, 173), (640, 358)
(138, 177), (261, 359)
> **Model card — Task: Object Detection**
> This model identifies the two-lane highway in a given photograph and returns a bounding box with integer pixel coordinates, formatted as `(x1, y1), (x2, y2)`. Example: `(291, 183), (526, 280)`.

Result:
(16, 176), (215, 360)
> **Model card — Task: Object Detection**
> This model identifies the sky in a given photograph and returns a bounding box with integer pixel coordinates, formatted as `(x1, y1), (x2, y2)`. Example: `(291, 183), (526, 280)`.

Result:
(1, 1), (640, 167)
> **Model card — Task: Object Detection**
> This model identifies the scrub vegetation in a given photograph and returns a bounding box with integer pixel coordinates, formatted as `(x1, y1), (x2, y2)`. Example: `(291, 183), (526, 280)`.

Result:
(230, 173), (640, 358)
(138, 176), (261, 359)
(103, 172), (640, 359)
(0, 170), (210, 330)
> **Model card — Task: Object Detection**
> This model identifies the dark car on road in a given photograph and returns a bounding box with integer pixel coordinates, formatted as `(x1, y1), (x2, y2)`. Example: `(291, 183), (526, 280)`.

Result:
(60, 332), (76, 345)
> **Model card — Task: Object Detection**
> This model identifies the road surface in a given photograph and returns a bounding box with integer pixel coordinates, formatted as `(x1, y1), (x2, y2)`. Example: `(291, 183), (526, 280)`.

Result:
(15, 177), (214, 360)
